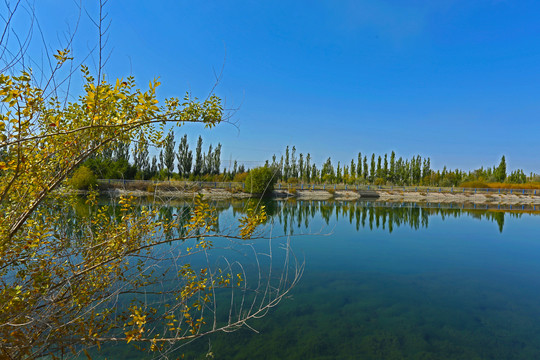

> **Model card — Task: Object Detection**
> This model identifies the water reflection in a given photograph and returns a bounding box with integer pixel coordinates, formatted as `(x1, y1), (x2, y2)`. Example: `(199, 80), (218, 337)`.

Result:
(62, 196), (540, 359)
(77, 197), (536, 236)
(268, 200), (517, 234)
(162, 198), (532, 234)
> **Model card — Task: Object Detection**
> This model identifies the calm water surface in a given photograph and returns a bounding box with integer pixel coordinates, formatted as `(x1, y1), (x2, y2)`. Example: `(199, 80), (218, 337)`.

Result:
(100, 200), (540, 359)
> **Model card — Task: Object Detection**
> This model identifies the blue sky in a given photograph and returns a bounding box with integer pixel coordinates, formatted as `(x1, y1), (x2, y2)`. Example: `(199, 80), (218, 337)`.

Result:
(28, 1), (540, 173)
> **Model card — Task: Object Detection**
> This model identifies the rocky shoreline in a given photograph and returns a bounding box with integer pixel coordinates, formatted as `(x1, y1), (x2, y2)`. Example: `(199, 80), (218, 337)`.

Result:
(103, 188), (540, 206)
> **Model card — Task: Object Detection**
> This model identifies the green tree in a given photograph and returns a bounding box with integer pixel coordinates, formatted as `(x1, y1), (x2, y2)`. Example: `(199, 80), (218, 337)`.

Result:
(357, 152), (362, 179)
(376, 155), (382, 180)
(321, 157), (335, 183)
(414, 155), (422, 184)
(495, 155), (507, 182)
(370, 154), (376, 183)
(150, 155), (158, 176)
(305, 153), (311, 182)
(114, 141), (130, 163)
(133, 138), (150, 179)
(245, 166), (277, 196)
(363, 156), (368, 181)
(422, 157), (431, 184)
(163, 129), (176, 179)
(232, 160), (238, 177)
(291, 146), (297, 178)
(213, 143), (222, 175)
(283, 146), (290, 180)
(176, 134), (193, 178)
(193, 135), (203, 177)
(203, 144), (214, 175)
(389, 151), (396, 183)
(383, 154), (388, 182)
(159, 149), (165, 172)
(299, 153), (304, 180)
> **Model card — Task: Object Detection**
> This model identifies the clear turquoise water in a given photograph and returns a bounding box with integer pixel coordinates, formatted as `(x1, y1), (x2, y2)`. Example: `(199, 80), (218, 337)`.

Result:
(95, 201), (540, 359)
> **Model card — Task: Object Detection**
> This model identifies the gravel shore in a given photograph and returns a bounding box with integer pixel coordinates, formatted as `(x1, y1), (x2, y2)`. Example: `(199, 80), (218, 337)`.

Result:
(104, 188), (540, 206)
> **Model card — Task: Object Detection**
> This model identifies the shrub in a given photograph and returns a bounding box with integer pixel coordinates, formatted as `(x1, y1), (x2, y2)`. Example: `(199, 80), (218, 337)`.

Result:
(69, 166), (97, 190)
(244, 166), (277, 196)
(460, 180), (489, 189)
(233, 172), (249, 183)
(287, 177), (299, 184)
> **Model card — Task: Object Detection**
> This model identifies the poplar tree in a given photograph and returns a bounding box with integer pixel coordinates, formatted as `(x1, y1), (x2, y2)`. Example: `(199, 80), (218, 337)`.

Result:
(163, 129), (176, 179)
(376, 156), (382, 181)
(283, 146), (290, 180)
(193, 136), (203, 177)
(133, 139), (150, 178)
(279, 155), (284, 181)
(299, 153), (304, 180)
(150, 156), (158, 176)
(311, 163), (318, 182)
(176, 134), (193, 178)
(271, 154), (279, 178)
(363, 156), (368, 181)
(370, 154), (376, 183)
(422, 157), (431, 184)
(495, 155), (507, 182)
(291, 146), (297, 178)
(389, 151), (396, 183)
(232, 160), (238, 177)
(159, 150), (164, 172)
(322, 157), (334, 182)
(418, 156), (423, 183)
(305, 153), (311, 182)
(383, 154), (388, 182)
(203, 144), (213, 175)
(213, 143), (222, 175)
(357, 152), (362, 179)
(114, 142), (130, 162)
(405, 159), (411, 185)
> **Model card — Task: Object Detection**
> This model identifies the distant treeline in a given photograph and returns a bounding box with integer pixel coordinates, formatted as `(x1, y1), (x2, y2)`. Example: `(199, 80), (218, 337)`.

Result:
(81, 134), (538, 187)
(264, 146), (538, 187)
(83, 131), (246, 181)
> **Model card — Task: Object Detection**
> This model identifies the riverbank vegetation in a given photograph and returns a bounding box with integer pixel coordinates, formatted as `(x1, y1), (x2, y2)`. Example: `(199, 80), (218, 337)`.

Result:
(80, 136), (539, 191)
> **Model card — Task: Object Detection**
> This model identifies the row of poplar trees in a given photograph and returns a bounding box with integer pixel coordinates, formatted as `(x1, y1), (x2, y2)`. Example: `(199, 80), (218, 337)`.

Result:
(85, 131), (227, 180)
(267, 146), (522, 186)
(133, 131), (226, 180)
(267, 146), (436, 185)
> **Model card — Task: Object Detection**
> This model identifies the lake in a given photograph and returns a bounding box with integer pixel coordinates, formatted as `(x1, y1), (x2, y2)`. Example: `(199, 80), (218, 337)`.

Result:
(95, 200), (540, 359)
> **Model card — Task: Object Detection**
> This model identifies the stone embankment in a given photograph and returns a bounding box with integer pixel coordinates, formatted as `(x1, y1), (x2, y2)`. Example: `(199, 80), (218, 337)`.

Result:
(105, 187), (540, 206)
(377, 190), (540, 205)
